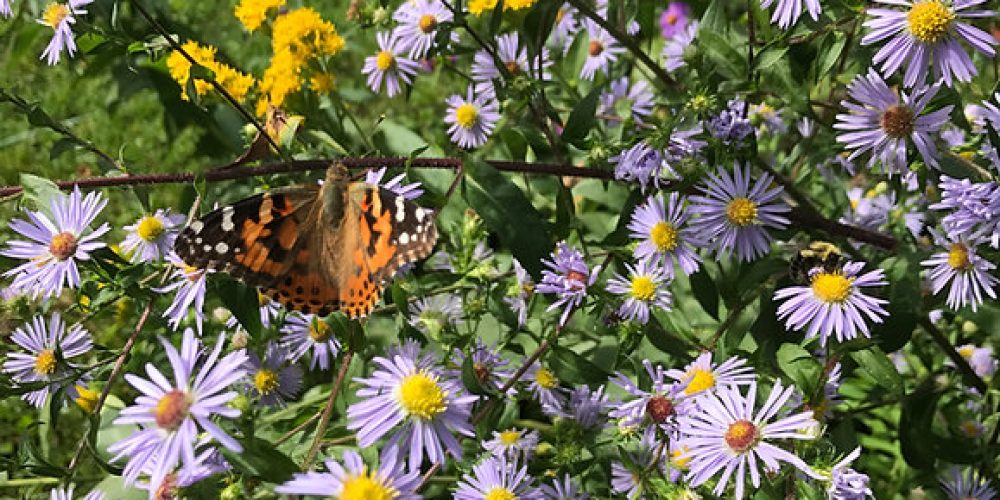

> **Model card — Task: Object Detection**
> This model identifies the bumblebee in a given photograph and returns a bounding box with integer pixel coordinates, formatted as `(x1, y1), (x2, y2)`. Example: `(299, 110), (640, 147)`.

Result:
(789, 241), (845, 284)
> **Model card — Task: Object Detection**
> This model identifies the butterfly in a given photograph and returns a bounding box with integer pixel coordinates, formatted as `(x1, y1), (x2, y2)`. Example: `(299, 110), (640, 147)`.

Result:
(173, 164), (438, 318)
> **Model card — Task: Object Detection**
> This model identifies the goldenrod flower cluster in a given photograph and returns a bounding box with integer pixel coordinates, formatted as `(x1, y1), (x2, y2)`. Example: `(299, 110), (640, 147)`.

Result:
(234, 0), (286, 32)
(165, 41), (255, 102)
(467, 0), (538, 16)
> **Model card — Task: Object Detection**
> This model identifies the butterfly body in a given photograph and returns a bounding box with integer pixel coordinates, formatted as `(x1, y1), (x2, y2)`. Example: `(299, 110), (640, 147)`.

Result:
(174, 165), (437, 318)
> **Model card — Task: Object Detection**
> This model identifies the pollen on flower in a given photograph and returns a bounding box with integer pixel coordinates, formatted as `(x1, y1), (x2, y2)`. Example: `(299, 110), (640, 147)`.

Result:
(811, 272), (854, 304)
(254, 368), (280, 395)
(906, 0), (955, 43)
(397, 371), (448, 420)
(308, 318), (332, 342)
(947, 243), (970, 270)
(484, 487), (518, 500)
(34, 349), (57, 375)
(684, 368), (715, 395)
(725, 197), (758, 227)
(41, 3), (70, 29)
(650, 221), (679, 251)
(957, 345), (975, 359)
(499, 430), (522, 445)
(880, 105), (915, 138)
(629, 275), (657, 301)
(49, 232), (78, 260)
(418, 13), (438, 33)
(671, 445), (691, 468)
(136, 216), (165, 242)
(454, 103), (480, 129)
(724, 419), (758, 452)
(376, 50), (395, 71)
(340, 471), (398, 500)
(154, 389), (192, 431)
(535, 367), (558, 389)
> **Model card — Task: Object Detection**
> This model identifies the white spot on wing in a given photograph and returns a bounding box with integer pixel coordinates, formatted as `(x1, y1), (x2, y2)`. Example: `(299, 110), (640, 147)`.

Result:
(398, 232), (410, 245)
(215, 242), (229, 254)
(414, 208), (426, 222)
(190, 220), (204, 233)
(221, 206), (235, 232)
(395, 196), (406, 222)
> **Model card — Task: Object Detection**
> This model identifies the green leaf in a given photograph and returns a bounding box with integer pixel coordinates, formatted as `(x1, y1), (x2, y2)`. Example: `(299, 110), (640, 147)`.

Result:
(849, 346), (903, 396)
(461, 353), (492, 396)
(689, 268), (720, 320)
(522, 1), (561, 59)
(19, 173), (62, 214)
(500, 128), (528, 161)
(560, 88), (601, 148)
(216, 279), (263, 337)
(754, 46), (788, 71)
(898, 383), (941, 470)
(698, 30), (744, 80)
(814, 32), (847, 80)
(549, 346), (611, 385)
(700, 0), (728, 34)
(463, 161), (551, 278)
(776, 343), (823, 395)
(221, 437), (299, 482)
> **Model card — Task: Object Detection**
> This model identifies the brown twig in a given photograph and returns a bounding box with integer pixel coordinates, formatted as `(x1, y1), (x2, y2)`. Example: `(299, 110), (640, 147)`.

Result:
(66, 301), (154, 477)
(303, 349), (354, 469)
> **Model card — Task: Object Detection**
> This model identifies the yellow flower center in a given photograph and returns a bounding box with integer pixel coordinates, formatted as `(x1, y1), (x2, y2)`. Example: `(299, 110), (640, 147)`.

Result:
(947, 243), (970, 270)
(650, 221), (679, 251)
(724, 419), (758, 452)
(683, 368), (715, 395)
(254, 368), (280, 395)
(725, 197), (758, 227)
(136, 216), (165, 242)
(880, 105), (915, 138)
(500, 430), (522, 445)
(535, 367), (558, 389)
(42, 3), (70, 28)
(811, 272), (854, 304)
(397, 371), (448, 420)
(671, 446), (691, 468)
(49, 231), (78, 260)
(183, 265), (204, 282)
(555, 8), (566, 22)
(959, 419), (982, 437)
(74, 384), (99, 413)
(155, 389), (191, 431)
(455, 103), (479, 129)
(418, 14), (438, 33)
(309, 317), (332, 342)
(376, 50), (395, 71)
(484, 487), (517, 500)
(588, 40), (604, 56)
(957, 345), (974, 359)
(34, 349), (57, 376)
(505, 61), (521, 74)
(340, 469), (398, 500)
(666, 12), (679, 24)
(630, 275), (657, 301)
(907, 0), (955, 43)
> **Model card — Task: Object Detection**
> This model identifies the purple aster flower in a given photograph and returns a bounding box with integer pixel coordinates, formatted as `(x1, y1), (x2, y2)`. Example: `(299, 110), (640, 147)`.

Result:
(827, 447), (873, 499)
(408, 293), (464, 338)
(612, 141), (678, 192)
(362, 31), (419, 98)
(599, 77), (655, 126)
(1, 187), (109, 299)
(37, 0), (93, 65)
(954, 344), (997, 378)
(135, 446), (230, 498)
(276, 448), (421, 498)
(606, 258), (673, 325)
(921, 230), (997, 312)
(940, 125), (966, 148)
(580, 19), (625, 80)
(526, 361), (568, 409)
(797, 116), (817, 138)
(549, 4), (579, 52)
(455, 456), (542, 500)
(931, 176), (1000, 248)
(365, 166), (425, 200)
(540, 474), (588, 500)
(445, 86), (501, 149)
(503, 258), (534, 327)
(543, 384), (609, 429)
(688, 163), (790, 262)
(660, 2), (690, 38)
(663, 21), (697, 71)
(243, 342), (301, 406)
(392, 0), (456, 59)
(1, 0), (10, 17)
(121, 209), (185, 263)
(450, 339), (515, 396)
(861, 0), (997, 87)
(48, 485), (104, 500)
(666, 352), (756, 397)
(483, 428), (540, 461)
(760, 0), (821, 29)
(610, 359), (692, 433)
(279, 312), (341, 371)
(611, 428), (669, 498)
(2, 313), (92, 408)
(750, 102), (788, 134)
(598, 0), (640, 35)
(842, 185), (894, 231)
(774, 261), (890, 346)
(628, 192), (702, 278)
(108, 329), (248, 490)
(156, 252), (211, 335)
(940, 467), (997, 500)
(346, 343), (477, 470)
(536, 241), (601, 326)
(707, 99), (754, 145)
(225, 291), (282, 331)
(679, 379), (822, 499)
(471, 32), (551, 95)
(834, 70), (953, 172)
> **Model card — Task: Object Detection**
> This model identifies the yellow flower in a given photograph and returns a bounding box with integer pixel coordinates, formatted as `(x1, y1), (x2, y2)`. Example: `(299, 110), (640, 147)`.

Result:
(257, 48), (303, 114)
(309, 73), (335, 93)
(504, 0), (537, 10)
(272, 8), (345, 60)
(165, 40), (255, 102)
(235, 0), (286, 32)
(468, 0), (536, 15)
